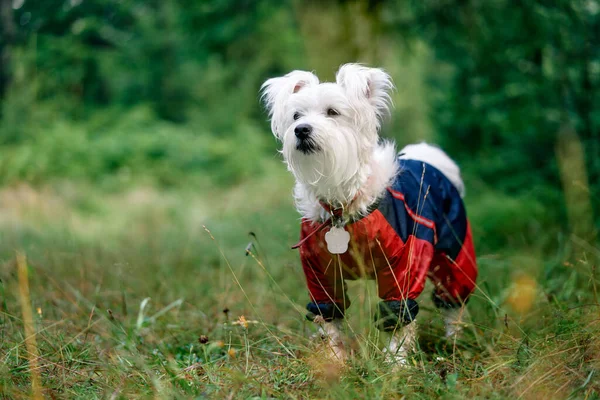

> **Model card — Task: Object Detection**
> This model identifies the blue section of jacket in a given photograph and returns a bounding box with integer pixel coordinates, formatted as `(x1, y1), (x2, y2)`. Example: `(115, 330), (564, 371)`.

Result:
(377, 158), (468, 260)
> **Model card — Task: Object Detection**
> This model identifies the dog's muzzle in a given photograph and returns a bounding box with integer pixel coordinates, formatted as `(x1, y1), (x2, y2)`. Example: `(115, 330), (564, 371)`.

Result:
(294, 123), (319, 154)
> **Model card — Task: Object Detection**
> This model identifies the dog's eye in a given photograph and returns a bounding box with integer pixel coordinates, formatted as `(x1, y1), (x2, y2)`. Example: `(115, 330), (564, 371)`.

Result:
(327, 108), (340, 117)
(293, 112), (301, 121)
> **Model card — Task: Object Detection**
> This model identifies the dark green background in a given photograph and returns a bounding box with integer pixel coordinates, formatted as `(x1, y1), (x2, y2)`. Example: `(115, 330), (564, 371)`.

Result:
(0, 0), (598, 275)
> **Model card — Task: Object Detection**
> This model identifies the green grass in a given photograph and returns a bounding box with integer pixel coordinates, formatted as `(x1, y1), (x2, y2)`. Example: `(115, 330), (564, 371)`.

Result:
(0, 175), (599, 399)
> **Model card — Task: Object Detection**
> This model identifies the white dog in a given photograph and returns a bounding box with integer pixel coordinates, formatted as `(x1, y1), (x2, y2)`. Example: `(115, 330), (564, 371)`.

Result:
(261, 64), (478, 365)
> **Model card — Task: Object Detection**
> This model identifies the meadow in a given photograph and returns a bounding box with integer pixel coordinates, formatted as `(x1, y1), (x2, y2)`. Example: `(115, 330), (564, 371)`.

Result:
(1, 0), (599, 398)
(0, 116), (598, 398)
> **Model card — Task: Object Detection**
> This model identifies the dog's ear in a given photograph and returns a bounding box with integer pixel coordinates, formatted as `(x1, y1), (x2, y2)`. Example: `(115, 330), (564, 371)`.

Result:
(261, 71), (319, 139)
(336, 64), (394, 127)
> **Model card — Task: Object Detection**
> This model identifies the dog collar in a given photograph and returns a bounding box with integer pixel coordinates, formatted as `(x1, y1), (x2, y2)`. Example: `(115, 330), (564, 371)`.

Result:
(319, 193), (383, 225)
(291, 192), (383, 250)
(318, 200), (347, 227)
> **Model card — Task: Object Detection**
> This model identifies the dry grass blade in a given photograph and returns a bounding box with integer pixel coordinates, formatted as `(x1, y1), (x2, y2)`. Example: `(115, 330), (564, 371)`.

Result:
(16, 251), (43, 400)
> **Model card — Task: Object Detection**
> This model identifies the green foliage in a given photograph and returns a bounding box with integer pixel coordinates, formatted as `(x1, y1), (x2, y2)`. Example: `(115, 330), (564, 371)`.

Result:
(0, 105), (275, 187)
(3, 1), (598, 221)
(1, 0), (307, 189)
(406, 0), (600, 228)
(7, 0), (299, 122)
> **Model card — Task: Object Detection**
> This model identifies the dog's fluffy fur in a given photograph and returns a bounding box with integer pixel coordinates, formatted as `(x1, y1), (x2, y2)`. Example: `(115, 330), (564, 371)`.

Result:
(262, 64), (466, 365)
(262, 65), (399, 222)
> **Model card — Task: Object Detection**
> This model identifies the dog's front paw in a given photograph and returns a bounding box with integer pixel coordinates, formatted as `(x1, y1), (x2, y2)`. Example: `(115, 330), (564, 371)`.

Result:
(314, 317), (348, 364)
(443, 308), (466, 338)
(383, 322), (418, 369)
(382, 344), (409, 368)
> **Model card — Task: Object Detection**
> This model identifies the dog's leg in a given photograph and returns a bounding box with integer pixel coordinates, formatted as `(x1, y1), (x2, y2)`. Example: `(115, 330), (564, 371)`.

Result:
(442, 307), (465, 338)
(383, 321), (417, 366)
(374, 299), (419, 367)
(314, 316), (347, 363)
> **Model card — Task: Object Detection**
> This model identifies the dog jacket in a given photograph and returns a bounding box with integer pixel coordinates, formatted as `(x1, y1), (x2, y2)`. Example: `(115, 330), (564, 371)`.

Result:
(296, 158), (478, 325)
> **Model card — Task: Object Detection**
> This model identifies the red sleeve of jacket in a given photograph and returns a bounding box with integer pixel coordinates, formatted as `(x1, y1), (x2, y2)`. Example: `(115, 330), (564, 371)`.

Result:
(376, 234), (435, 302)
(299, 220), (350, 309)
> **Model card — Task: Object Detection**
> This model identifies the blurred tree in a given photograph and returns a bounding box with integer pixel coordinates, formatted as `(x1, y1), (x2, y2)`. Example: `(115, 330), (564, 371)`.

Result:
(0, 0), (597, 233)
(409, 0), (598, 187)
(404, 0), (599, 233)
(295, 0), (434, 143)
(10, 0), (134, 115)
(0, 0), (16, 103)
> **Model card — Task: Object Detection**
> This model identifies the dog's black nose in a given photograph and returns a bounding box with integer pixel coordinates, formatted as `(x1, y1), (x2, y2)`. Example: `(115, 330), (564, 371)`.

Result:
(294, 124), (312, 140)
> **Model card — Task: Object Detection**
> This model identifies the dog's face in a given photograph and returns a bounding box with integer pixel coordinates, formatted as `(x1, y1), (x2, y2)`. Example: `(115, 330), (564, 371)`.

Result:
(262, 64), (393, 198)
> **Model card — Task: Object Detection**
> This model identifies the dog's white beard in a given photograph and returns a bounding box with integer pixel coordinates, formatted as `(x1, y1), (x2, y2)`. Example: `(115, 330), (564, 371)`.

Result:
(283, 129), (367, 204)
(286, 139), (398, 223)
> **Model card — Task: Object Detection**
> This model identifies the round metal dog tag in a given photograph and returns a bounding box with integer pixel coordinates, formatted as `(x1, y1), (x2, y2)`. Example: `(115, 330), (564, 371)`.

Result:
(325, 226), (350, 254)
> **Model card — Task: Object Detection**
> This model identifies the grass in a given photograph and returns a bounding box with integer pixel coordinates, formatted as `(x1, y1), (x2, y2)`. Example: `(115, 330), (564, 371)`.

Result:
(0, 172), (599, 399)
